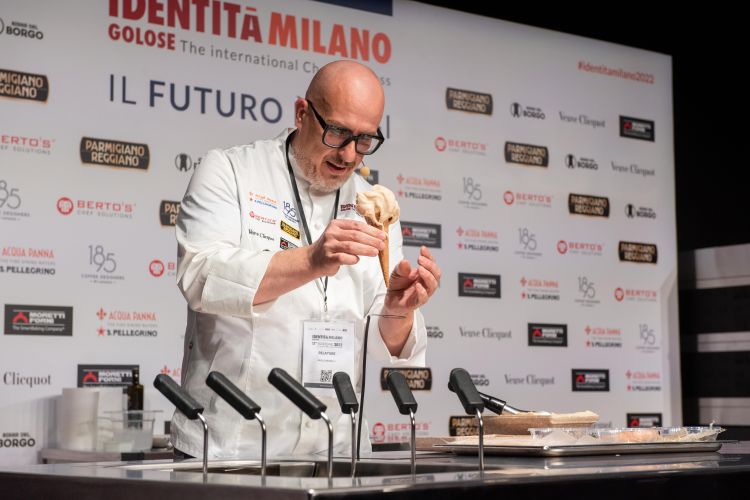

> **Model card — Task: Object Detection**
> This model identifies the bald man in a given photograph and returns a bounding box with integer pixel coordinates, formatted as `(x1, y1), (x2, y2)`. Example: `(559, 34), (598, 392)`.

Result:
(173, 60), (440, 459)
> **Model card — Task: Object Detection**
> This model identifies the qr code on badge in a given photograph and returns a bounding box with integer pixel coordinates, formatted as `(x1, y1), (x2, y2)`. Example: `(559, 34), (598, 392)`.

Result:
(320, 370), (333, 383)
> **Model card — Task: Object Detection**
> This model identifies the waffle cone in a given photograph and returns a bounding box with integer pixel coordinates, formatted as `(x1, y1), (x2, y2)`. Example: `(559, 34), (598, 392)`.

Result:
(380, 223), (390, 287)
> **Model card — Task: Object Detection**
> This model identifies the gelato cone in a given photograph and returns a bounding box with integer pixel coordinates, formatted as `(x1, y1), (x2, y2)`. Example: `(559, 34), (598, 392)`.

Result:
(355, 185), (400, 287)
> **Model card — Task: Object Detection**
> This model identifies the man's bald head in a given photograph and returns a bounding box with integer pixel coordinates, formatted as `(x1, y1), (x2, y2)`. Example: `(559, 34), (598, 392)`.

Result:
(305, 60), (385, 121)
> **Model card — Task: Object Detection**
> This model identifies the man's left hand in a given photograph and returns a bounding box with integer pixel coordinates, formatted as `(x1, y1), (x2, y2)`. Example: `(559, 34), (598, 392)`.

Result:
(383, 246), (441, 316)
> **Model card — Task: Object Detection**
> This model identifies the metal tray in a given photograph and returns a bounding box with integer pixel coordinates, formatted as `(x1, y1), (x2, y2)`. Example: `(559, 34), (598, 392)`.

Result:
(434, 440), (727, 457)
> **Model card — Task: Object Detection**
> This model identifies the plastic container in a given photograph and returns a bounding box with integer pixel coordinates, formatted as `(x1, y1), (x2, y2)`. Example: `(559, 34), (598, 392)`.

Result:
(528, 426), (724, 445)
(100, 410), (161, 452)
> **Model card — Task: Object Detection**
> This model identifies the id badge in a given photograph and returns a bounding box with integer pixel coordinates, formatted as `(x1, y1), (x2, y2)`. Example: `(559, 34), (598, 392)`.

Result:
(301, 319), (355, 396)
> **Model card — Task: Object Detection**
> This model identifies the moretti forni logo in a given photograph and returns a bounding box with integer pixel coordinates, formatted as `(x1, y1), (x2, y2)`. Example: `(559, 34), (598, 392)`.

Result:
(449, 416), (478, 436)
(106, 1), (392, 63)
(459, 273), (501, 298)
(4, 304), (73, 337)
(568, 193), (610, 218)
(572, 369), (610, 392)
(380, 367), (432, 391)
(401, 221), (441, 248)
(445, 88), (493, 116)
(80, 137), (150, 170)
(77, 364), (137, 387)
(159, 200), (181, 226)
(0, 69), (49, 102)
(504, 142), (549, 167)
(618, 241), (658, 264)
(627, 413), (662, 428)
(528, 323), (567, 347)
(620, 116), (655, 141)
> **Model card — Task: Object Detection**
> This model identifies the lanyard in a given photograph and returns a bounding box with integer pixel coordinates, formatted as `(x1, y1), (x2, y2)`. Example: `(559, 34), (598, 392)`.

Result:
(285, 132), (340, 314)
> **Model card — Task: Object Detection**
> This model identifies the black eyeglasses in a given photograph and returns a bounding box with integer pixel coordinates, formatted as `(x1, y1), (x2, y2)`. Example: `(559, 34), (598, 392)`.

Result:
(306, 99), (384, 155)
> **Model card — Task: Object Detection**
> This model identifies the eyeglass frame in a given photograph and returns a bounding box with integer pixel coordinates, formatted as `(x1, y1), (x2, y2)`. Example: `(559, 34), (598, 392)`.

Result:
(305, 99), (385, 155)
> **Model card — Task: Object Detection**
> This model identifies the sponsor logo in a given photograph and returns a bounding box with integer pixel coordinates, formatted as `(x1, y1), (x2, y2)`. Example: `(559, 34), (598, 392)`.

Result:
(434, 136), (487, 156)
(458, 273), (501, 298)
(0, 69), (49, 102)
(504, 141), (549, 167)
(371, 420), (431, 443)
(3, 371), (52, 388)
(568, 193), (610, 218)
(458, 176), (487, 210)
(0, 133), (54, 155)
(449, 416), (478, 436)
(249, 228), (275, 242)
(519, 276), (560, 302)
(426, 325), (444, 339)
(160, 200), (180, 226)
(148, 259), (176, 278)
(611, 160), (655, 177)
(80, 137), (150, 170)
(565, 154), (599, 171)
(572, 369), (610, 391)
(510, 102), (546, 120)
(56, 197), (135, 219)
(503, 190), (552, 209)
(584, 325), (623, 349)
(471, 374), (490, 387)
(559, 111), (606, 129)
(279, 237), (297, 250)
(556, 239), (604, 257)
(77, 364), (137, 387)
(81, 244), (125, 285)
(528, 323), (567, 347)
(614, 287), (658, 303)
(625, 370), (662, 392)
(107, 1), (393, 64)
(174, 153), (201, 172)
(4, 305), (72, 336)
(504, 373), (556, 387)
(0, 17), (44, 39)
(636, 323), (660, 353)
(0, 179), (30, 221)
(458, 326), (511, 341)
(574, 276), (600, 307)
(618, 241), (658, 264)
(280, 220), (300, 239)
(396, 174), (442, 201)
(620, 116), (655, 141)
(159, 365), (182, 379)
(627, 413), (662, 427)
(282, 200), (298, 223)
(380, 368), (432, 391)
(0, 245), (56, 277)
(402, 222), (441, 248)
(0, 431), (37, 449)
(95, 307), (158, 338)
(249, 191), (278, 211)
(249, 210), (276, 225)
(577, 60), (655, 85)
(514, 227), (543, 260)
(445, 88), (493, 115)
(624, 203), (657, 220)
(455, 226), (498, 252)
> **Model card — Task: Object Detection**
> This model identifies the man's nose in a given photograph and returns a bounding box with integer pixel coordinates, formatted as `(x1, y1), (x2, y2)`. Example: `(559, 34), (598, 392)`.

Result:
(337, 140), (358, 164)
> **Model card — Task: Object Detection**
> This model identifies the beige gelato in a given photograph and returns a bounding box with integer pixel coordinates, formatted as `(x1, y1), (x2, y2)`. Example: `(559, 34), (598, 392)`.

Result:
(356, 185), (400, 286)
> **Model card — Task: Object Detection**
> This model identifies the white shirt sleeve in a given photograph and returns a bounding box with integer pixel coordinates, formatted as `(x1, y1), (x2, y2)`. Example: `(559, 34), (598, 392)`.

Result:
(365, 220), (427, 366)
(176, 149), (274, 318)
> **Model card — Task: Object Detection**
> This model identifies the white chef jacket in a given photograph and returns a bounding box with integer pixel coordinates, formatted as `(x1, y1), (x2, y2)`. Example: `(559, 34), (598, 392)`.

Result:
(171, 129), (427, 459)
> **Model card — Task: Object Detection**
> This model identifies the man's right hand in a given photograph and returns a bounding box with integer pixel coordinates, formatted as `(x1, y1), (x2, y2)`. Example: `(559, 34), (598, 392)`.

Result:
(308, 219), (386, 277)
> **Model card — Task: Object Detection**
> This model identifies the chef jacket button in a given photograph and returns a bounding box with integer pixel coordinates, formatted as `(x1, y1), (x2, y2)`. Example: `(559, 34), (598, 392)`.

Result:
(305, 420), (313, 428)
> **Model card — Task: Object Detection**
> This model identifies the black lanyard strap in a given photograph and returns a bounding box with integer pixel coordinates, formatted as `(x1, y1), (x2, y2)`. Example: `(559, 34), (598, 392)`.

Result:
(285, 132), (340, 312)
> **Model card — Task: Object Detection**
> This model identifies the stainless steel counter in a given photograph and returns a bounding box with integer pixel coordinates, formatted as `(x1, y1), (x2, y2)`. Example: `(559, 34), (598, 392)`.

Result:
(2, 443), (750, 499)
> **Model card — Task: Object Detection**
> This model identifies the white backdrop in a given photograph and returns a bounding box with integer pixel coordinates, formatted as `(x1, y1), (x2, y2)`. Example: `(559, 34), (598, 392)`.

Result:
(1, 0), (678, 463)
